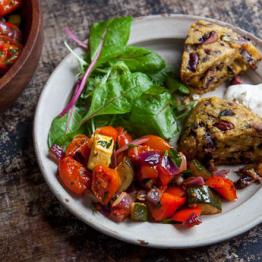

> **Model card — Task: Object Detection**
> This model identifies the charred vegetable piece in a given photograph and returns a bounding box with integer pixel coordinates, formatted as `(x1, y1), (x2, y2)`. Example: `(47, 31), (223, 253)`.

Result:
(187, 185), (222, 215)
(109, 192), (133, 222)
(88, 134), (114, 170)
(58, 156), (91, 195)
(66, 134), (91, 164)
(131, 202), (148, 221)
(116, 158), (134, 192)
(172, 207), (202, 226)
(0, 0), (22, 17)
(150, 192), (186, 221)
(190, 159), (211, 180)
(206, 176), (237, 201)
(91, 165), (121, 205)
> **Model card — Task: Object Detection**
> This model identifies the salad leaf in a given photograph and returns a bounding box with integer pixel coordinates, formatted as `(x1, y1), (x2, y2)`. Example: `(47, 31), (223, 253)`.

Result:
(112, 46), (166, 74)
(89, 16), (132, 65)
(48, 107), (84, 148)
(81, 62), (153, 123)
(128, 86), (179, 139)
(166, 74), (190, 95)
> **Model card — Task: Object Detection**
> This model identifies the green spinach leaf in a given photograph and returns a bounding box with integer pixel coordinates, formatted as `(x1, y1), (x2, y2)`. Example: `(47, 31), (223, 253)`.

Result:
(89, 16), (132, 65)
(48, 107), (85, 148)
(128, 86), (179, 139)
(112, 46), (166, 74)
(81, 62), (153, 123)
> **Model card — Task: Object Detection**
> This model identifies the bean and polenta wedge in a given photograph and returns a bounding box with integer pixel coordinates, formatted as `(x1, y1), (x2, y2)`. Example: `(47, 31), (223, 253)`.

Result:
(178, 97), (262, 164)
(180, 20), (262, 93)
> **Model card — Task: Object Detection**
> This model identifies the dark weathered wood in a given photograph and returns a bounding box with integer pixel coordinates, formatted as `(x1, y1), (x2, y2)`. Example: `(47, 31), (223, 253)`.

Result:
(0, 0), (43, 110)
(0, 0), (261, 261)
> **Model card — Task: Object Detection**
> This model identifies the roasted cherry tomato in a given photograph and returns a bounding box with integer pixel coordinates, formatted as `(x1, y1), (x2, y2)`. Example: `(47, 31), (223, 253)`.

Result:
(150, 192), (186, 221)
(95, 126), (118, 141)
(117, 127), (132, 148)
(91, 165), (121, 205)
(58, 156), (91, 195)
(0, 0), (22, 16)
(66, 134), (92, 163)
(206, 176), (237, 201)
(0, 21), (22, 42)
(172, 207), (202, 224)
(140, 165), (159, 180)
(142, 135), (171, 151)
(0, 35), (21, 70)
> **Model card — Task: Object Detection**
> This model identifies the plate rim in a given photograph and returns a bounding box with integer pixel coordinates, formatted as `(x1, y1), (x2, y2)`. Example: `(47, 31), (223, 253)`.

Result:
(33, 14), (262, 249)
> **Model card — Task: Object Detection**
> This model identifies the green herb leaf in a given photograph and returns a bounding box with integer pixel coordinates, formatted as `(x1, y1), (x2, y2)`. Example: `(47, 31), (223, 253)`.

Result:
(97, 139), (113, 149)
(89, 16), (132, 65)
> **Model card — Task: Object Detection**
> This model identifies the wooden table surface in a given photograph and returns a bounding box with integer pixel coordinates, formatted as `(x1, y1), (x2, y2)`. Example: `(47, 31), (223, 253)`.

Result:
(0, 0), (261, 261)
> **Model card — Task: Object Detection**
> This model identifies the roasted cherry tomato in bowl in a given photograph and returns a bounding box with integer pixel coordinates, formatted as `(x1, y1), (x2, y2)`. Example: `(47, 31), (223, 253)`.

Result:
(117, 127), (132, 148)
(0, 0), (22, 17)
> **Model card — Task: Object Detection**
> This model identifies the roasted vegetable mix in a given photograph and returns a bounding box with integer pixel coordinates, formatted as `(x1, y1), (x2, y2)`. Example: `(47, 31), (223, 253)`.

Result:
(50, 126), (239, 227)
(48, 16), (262, 229)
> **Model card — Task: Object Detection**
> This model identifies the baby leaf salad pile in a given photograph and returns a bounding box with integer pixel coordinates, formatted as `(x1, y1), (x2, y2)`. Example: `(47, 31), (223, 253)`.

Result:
(48, 16), (194, 149)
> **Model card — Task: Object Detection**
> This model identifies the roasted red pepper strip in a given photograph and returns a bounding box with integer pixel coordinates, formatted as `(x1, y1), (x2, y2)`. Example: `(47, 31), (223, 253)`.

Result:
(142, 135), (171, 151)
(117, 127), (132, 148)
(0, 0), (22, 17)
(172, 207), (202, 224)
(150, 192), (186, 221)
(206, 176), (237, 201)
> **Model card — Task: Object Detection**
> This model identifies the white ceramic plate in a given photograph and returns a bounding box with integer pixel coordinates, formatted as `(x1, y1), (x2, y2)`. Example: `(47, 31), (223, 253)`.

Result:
(34, 15), (262, 248)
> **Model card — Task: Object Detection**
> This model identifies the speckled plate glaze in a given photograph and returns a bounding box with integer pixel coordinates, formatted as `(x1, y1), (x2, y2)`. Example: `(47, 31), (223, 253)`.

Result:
(34, 15), (262, 248)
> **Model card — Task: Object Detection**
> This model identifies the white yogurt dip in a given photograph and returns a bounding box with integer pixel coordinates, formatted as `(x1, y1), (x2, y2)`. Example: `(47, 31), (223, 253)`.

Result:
(225, 83), (262, 117)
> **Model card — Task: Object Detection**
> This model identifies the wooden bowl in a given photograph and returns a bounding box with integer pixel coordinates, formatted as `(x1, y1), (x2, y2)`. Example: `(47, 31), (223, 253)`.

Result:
(0, 0), (43, 111)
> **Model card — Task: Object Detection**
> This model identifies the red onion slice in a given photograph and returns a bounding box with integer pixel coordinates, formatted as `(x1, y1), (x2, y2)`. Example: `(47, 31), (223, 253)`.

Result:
(114, 137), (149, 157)
(183, 176), (205, 187)
(49, 144), (65, 163)
(64, 27), (87, 49)
(212, 169), (229, 177)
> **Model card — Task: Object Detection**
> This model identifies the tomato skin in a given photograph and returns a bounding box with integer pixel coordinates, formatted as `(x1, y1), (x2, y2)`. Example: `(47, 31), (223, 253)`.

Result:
(140, 165), (159, 180)
(172, 207), (202, 223)
(91, 165), (121, 205)
(142, 135), (171, 151)
(150, 192), (186, 221)
(0, 0), (22, 16)
(206, 176), (237, 201)
(58, 156), (91, 195)
(66, 134), (91, 163)
(117, 127), (132, 148)
(166, 186), (185, 198)
(95, 126), (118, 141)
